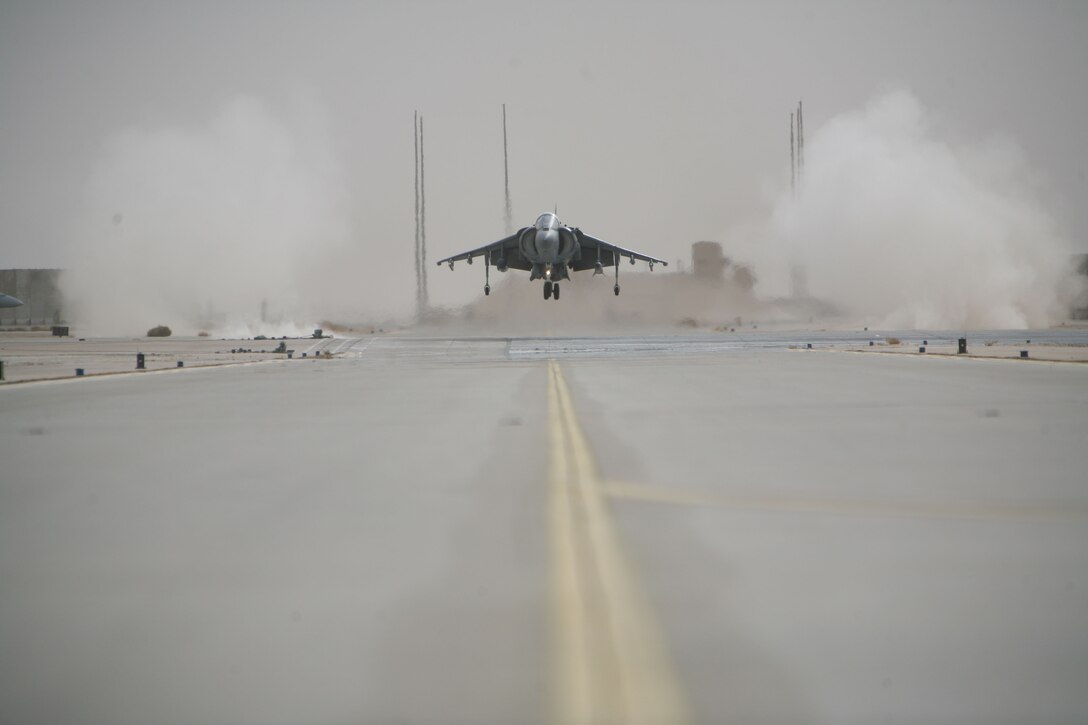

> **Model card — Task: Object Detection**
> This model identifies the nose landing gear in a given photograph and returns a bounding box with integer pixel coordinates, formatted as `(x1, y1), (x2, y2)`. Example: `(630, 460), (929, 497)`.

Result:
(544, 280), (553, 300)
(553, 283), (560, 300)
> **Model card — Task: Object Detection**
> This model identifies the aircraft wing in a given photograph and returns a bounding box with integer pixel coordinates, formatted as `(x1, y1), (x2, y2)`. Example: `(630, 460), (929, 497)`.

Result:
(435, 232), (532, 271)
(570, 232), (669, 271)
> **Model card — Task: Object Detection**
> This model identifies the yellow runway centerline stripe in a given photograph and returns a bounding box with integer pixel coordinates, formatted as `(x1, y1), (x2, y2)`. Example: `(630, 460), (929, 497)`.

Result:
(547, 360), (690, 725)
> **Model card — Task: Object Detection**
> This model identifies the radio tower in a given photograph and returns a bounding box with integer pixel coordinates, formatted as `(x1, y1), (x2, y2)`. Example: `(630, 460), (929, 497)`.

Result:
(797, 100), (804, 176)
(790, 111), (796, 194)
(789, 100), (809, 299)
(791, 100), (805, 193)
(414, 111), (429, 317)
(503, 104), (513, 234)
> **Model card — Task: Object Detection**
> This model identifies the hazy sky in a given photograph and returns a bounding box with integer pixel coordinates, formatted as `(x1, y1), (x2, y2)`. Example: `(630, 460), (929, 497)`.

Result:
(1, 0), (1086, 317)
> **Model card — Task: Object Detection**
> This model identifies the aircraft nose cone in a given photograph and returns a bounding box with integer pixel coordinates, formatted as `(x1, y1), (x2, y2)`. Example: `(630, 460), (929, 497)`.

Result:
(537, 229), (560, 261)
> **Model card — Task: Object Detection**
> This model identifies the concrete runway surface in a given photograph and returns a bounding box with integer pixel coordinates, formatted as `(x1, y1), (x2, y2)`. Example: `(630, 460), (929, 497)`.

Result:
(2, 334), (1087, 724)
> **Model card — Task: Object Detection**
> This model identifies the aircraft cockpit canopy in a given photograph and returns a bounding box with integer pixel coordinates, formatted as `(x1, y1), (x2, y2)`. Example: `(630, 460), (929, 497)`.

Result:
(535, 213), (560, 231)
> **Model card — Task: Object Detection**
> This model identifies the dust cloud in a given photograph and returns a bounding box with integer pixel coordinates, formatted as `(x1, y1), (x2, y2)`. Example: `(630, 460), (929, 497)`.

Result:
(61, 96), (375, 337)
(741, 90), (1081, 329)
(61, 90), (1082, 336)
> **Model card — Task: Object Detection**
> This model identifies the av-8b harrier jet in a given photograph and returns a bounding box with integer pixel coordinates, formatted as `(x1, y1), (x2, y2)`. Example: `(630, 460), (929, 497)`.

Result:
(0, 293), (23, 308)
(436, 212), (667, 300)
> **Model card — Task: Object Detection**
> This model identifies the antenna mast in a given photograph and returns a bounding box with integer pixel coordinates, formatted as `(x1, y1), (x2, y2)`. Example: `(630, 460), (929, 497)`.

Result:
(414, 111), (421, 316)
(413, 111), (429, 317)
(797, 100), (804, 176)
(791, 100), (805, 192)
(790, 111), (796, 194)
(503, 104), (512, 234)
(419, 114), (428, 313)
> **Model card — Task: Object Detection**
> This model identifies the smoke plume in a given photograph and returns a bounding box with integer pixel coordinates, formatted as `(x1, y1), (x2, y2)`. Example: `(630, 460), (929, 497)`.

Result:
(62, 96), (362, 336)
(748, 90), (1080, 329)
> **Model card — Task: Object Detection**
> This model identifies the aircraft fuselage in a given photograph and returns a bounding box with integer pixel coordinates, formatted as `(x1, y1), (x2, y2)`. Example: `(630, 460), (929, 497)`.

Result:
(522, 213), (576, 282)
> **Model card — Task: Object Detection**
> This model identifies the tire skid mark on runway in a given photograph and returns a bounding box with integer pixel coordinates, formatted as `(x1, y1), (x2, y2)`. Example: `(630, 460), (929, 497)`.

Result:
(602, 480), (1088, 522)
(547, 360), (690, 725)
(338, 337), (377, 356)
(328, 337), (361, 355)
(301, 338), (329, 356)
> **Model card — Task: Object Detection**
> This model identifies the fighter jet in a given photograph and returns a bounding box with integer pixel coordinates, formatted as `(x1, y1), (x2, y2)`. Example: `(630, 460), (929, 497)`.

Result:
(436, 212), (667, 300)
(0, 293), (24, 308)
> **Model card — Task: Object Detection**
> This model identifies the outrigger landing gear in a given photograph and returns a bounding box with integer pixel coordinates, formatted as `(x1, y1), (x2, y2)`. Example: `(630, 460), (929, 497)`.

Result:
(614, 255), (621, 295)
(614, 285), (620, 296)
(484, 255), (490, 296)
(544, 280), (553, 300)
(485, 284), (490, 296)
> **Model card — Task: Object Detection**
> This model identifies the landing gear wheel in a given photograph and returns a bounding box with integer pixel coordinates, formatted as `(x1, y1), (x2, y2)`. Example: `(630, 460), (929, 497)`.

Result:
(614, 285), (620, 296)
(553, 283), (560, 300)
(544, 281), (553, 300)
(484, 284), (490, 296)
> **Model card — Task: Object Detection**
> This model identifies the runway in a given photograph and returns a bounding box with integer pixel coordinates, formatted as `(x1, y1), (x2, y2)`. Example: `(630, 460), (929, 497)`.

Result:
(2, 334), (1087, 724)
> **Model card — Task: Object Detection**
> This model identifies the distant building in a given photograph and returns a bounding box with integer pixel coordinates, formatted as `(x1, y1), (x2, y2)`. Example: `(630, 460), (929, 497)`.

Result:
(691, 241), (755, 291)
(0, 269), (64, 326)
(691, 242), (727, 282)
